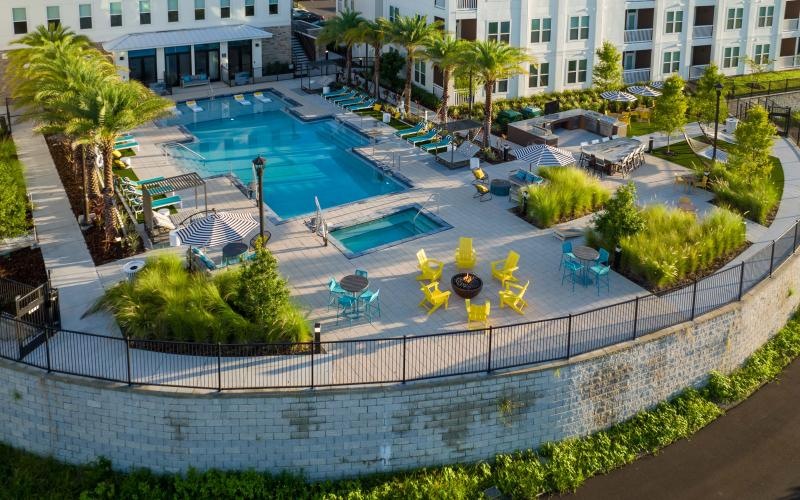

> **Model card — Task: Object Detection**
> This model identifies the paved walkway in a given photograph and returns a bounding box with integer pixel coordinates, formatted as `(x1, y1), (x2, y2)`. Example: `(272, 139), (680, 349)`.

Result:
(571, 356), (800, 499)
(14, 122), (118, 334)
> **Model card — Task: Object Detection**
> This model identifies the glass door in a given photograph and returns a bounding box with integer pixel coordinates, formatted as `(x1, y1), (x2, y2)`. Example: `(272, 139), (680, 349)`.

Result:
(129, 49), (157, 84)
(194, 43), (220, 81)
(165, 46), (192, 86)
(623, 51), (635, 71)
(625, 10), (637, 30)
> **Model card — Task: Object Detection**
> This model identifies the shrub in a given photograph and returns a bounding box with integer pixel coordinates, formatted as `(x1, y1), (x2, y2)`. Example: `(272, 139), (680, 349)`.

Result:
(448, 88), (606, 121)
(524, 167), (610, 228)
(590, 183), (645, 251)
(0, 139), (29, 238)
(708, 162), (780, 225)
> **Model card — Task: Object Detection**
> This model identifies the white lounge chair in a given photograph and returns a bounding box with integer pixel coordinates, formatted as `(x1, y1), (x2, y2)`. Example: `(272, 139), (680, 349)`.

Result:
(234, 94), (251, 106)
(186, 100), (203, 113)
(253, 91), (272, 103)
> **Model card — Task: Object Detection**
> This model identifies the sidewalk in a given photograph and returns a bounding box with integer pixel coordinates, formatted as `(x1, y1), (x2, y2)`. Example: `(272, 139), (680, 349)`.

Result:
(14, 122), (118, 334)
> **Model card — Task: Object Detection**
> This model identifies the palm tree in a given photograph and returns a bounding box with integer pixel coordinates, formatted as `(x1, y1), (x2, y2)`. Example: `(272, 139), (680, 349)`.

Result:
(424, 35), (467, 124)
(317, 9), (365, 85)
(469, 40), (531, 147)
(389, 15), (442, 116)
(351, 18), (392, 98)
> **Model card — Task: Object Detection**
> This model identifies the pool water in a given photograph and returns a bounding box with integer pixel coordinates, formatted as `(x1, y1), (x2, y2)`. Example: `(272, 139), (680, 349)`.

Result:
(330, 208), (448, 256)
(164, 95), (406, 219)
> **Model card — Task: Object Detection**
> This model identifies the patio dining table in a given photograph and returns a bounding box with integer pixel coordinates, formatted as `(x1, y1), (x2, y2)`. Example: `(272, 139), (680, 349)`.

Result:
(582, 137), (643, 165)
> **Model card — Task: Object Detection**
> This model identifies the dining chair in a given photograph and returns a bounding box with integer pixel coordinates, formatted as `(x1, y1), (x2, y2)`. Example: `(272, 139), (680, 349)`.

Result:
(355, 269), (368, 278)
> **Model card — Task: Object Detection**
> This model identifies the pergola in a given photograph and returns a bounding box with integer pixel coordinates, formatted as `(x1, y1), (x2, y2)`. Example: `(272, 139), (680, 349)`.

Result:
(140, 173), (207, 234)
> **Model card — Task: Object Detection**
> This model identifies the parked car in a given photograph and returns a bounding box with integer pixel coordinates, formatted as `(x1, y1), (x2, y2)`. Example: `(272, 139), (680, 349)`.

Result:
(292, 8), (323, 23)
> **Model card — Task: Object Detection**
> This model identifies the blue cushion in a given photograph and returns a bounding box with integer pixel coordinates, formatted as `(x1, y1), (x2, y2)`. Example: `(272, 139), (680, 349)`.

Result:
(514, 170), (526, 182)
(182, 75), (191, 83)
(191, 247), (200, 255)
(200, 254), (216, 270)
(198, 73), (207, 80)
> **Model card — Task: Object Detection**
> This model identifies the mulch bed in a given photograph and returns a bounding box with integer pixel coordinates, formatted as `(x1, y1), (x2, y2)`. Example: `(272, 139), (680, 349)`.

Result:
(0, 247), (47, 286)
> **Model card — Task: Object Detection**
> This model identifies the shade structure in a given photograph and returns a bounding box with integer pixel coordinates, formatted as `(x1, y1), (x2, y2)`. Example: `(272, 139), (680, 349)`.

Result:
(627, 85), (662, 97)
(512, 144), (575, 169)
(172, 211), (257, 247)
(649, 81), (664, 89)
(600, 90), (637, 102)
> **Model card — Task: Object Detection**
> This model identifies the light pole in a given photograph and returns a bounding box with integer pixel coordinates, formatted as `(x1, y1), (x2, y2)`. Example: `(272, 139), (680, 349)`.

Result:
(712, 82), (723, 162)
(252, 155), (266, 243)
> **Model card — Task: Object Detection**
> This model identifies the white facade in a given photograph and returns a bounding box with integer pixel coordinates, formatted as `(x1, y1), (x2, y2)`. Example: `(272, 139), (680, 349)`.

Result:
(2, 0), (292, 86)
(344, 0), (800, 101)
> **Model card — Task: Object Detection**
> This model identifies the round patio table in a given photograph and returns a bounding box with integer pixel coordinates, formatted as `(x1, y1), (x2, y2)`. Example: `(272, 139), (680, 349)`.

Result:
(222, 242), (248, 265)
(340, 274), (369, 318)
(572, 246), (600, 286)
(490, 179), (512, 196)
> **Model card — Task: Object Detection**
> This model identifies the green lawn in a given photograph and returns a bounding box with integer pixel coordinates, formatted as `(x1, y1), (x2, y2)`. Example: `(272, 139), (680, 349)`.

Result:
(354, 109), (410, 130)
(626, 120), (660, 138)
(727, 69), (800, 97)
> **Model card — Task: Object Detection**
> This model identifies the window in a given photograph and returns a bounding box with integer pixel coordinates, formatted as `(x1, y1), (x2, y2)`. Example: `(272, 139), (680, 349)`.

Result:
(494, 79), (508, 93)
(529, 63), (549, 87)
(269, 0), (278, 15)
(665, 11), (683, 34)
(245, 0), (255, 17)
(726, 8), (743, 30)
(723, 47), (740, 68)
(168, 0), (179, 22)
(662, 50), (680, 74)
(46, 6), (60, 28)
(566, 59), (587, 84)
(12, 8), (26, 34)
(530, 18), (551, 43)
(195, 0), (205, 20)
(79, 4), (92, 29)
(569, 16), (589, 41)
(758, 6), (774, 28)
(414, 60), (426, 85)
(110, 2), (122, 27)
(754, 44), (770, 65)
(139, 0), (151, 25)
(488, 21), (510, 43)
(389, 6), (399, 23)
(220, 0), (230, 18)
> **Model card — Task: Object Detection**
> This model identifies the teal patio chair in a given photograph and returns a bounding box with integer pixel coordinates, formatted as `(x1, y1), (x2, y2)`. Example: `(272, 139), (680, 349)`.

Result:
(559, 241), (577, 270)
(394, 123), (425, 138)
(421, 135), (452, 152)
(355, 269), (368, 278)
(359, 289), (381, 323)
(589, 261), (611, 295)
(561, 257), (584, 292)
(336, 295), (357, 326)
(328, 277), (346, 309)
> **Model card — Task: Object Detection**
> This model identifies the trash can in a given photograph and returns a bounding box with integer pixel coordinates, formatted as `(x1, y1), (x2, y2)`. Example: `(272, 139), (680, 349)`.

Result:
(122, 260), (146, 282)
(648, 136), (654, 153)
(613, 246), (622, 271)
(725, 117), (738, 134)
(322, 86), (330, 95)
(521, 106), (543, 119)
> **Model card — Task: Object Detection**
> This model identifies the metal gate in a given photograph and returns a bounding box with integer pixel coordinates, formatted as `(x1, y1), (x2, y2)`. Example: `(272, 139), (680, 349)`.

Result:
(0, 277), (60, 360)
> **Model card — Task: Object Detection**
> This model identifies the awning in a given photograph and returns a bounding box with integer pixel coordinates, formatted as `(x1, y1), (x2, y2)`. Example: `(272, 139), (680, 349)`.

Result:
(103, 24), (273, 52)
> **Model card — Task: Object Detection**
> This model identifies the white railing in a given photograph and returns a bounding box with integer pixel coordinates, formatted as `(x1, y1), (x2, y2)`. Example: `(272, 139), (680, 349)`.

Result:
(690, 64), (709, 80)
(692, 25), (713, 38)
(457, 0), (477, 10)
(777, 55), (800, 69)
(624, 28), (653, 43)
(623, 68), (651, 84)
(784, 18), (800, 32)
(432, 83), (444, 98)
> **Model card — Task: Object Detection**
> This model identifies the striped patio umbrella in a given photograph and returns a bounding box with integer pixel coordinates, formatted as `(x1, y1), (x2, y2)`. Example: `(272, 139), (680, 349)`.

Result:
(600, 90), (638, 102)
(627, 85), (662, 97)
(649, 81), (664, 89)
(511, 144), (575, 170)
(172, 211), (258, 247)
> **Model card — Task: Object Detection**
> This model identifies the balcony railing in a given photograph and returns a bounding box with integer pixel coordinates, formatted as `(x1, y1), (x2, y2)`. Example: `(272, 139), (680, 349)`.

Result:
(623, 68), (651, 84)
(777, 55), (800, 69)
(624, 28), (654, 43)
(457, 0), (477, 10)
(690, 64), (709, 80)
(784, 18), (800, 32)
(692, 25), (713, 38)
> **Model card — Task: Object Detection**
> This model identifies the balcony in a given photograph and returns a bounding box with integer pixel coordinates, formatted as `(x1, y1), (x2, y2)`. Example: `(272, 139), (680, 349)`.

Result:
(690, 64), (709, 80)
(457, 0), (477, 10)
(624, 28), (653, 43)
(785, 18), (800, 32)
(777, 54), (800, 69)
(693, 25), (713, 38)
(623, 68), (651, 84)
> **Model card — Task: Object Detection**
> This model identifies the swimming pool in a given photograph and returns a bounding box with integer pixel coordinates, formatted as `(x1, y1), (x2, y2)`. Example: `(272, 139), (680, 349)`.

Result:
(162, 94), (407, 220)
(329, 207), (451, 258)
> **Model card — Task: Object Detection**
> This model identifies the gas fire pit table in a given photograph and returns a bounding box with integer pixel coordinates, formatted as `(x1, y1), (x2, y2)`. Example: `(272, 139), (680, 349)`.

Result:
(451, 272), (483, 299)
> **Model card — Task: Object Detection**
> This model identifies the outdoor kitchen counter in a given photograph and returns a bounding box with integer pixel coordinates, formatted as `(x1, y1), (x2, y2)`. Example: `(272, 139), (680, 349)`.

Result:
(507, 109), (626, 146)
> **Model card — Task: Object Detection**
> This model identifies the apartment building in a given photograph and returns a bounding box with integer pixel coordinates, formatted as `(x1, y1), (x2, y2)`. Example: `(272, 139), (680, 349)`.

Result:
(343, 0), (800, 102)
(0, 0), (292, 87)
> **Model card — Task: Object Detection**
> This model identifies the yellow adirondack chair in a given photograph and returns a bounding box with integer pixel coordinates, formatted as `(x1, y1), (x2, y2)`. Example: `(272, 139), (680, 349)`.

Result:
(491, 250), (520, 286)
(499, 280), (530, 315)
(419, 281), (451, 315)
(454, 237), (477, 269)
(416, 249), (444, 281)
(465, 299), (491, 329)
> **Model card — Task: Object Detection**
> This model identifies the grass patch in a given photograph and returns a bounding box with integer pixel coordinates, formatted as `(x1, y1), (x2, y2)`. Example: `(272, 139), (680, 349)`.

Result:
(626, 120), (660, 137)
(0, 138), (30, 238)
(522, 166), (610, 228)
(727, 69), (800, 96)
(353, 108), (410, 130)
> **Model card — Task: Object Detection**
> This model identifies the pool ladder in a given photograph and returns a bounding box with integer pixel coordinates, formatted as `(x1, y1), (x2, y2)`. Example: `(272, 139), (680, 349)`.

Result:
(413, 193), (440, 231)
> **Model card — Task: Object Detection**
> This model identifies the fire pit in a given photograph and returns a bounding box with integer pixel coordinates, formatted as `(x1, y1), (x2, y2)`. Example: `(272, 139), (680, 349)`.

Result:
(451, 272), (483, 299)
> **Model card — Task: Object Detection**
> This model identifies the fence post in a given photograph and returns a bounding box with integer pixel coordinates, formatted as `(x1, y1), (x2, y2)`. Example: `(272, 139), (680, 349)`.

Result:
(632, 297), (640, 339)
(310, 341), (315, 389)
(690, 280), (698, 320)
(738, 262), (746, 300)
(794, 221), (799, 252)
(486, 326), (493, 373)
(769, 240), (776, 277)
(566, 314), (573, 358)
(125, 338), (132, 385)
(44, 328), (51, 373)
(402, 335), (407, 383)
(216, 342), (222, 392)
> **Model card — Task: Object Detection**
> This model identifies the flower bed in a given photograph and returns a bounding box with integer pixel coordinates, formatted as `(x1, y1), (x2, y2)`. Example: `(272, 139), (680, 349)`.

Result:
(520, 166), (610, 228)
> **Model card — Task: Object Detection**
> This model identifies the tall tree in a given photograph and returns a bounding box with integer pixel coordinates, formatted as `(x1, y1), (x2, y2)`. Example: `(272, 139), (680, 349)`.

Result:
(691, 64), (728, 126)
(469, 40), (531, 147)
(351, 18), (391, 98)
(316, 9), (365, 86)
(389, 15), (442, 116)
(652, 74), (688, 153)
(728, 105), (776, 179)
(424, 34), (467, 124)
(592, 41), (624, 92)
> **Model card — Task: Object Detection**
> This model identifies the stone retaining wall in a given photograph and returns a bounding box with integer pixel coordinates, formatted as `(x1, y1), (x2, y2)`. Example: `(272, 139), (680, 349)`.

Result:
(1, 254), (798, 479)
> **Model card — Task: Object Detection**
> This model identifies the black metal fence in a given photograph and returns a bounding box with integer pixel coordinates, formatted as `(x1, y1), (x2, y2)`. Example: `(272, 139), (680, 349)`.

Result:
(1, 221), (798, 390)
(728, 77), (800, 98)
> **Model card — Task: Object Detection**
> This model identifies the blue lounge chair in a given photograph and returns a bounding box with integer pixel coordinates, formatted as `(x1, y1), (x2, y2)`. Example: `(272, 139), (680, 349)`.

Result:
(421, 135), (452, 152)
(395, 123), (425, 138)
(330, 91), (358, 103)
(115, 134), (135, 144)
(408, 129), (438, 145)
(122, 176), (165, 187)
(323, 86), (349, 98)
(114, 140), (139, 152)
(337, 95), (366, 108)
(348, 99), (377, 111)
(151, 195), (182, 210)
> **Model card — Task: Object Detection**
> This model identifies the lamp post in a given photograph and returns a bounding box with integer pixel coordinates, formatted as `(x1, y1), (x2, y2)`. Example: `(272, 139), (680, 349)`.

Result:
(252, 155), (266, 242)
(712, 82), (723, 162)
